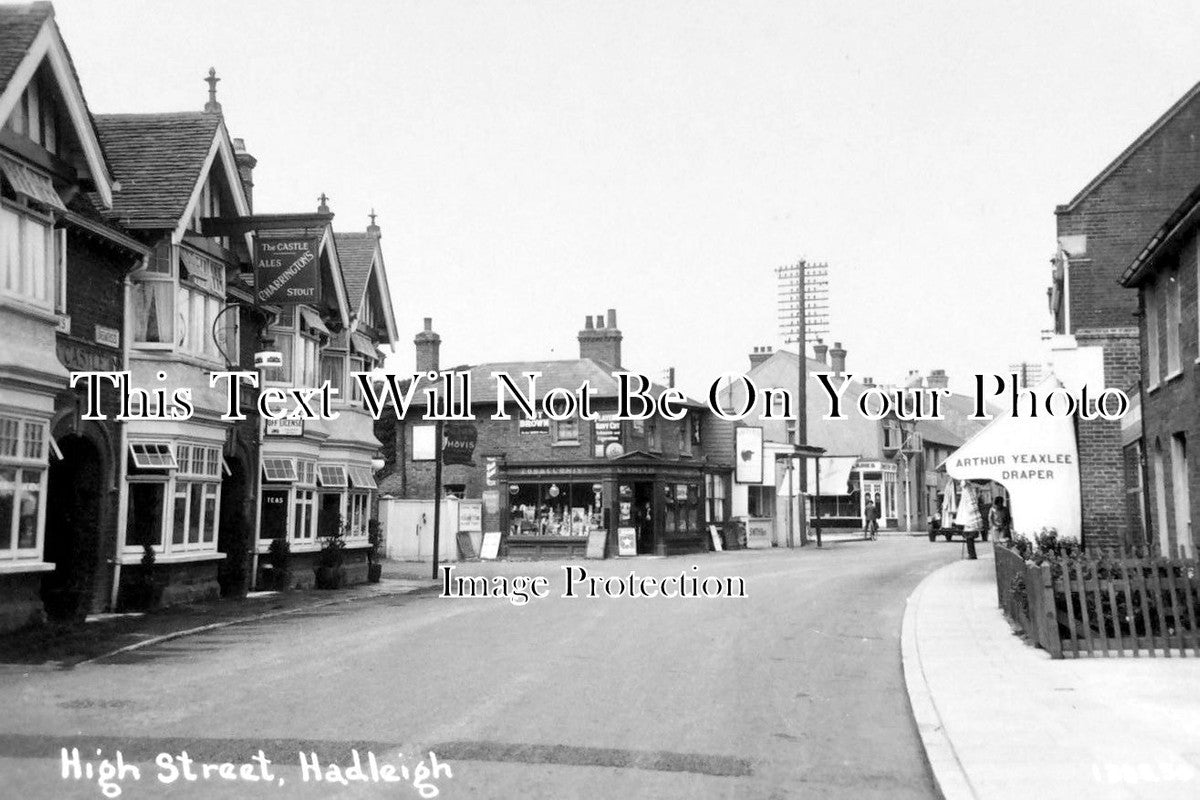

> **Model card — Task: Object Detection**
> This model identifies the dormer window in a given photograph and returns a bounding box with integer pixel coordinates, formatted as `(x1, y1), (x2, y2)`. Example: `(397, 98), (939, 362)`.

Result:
(131, 242), (225, 362)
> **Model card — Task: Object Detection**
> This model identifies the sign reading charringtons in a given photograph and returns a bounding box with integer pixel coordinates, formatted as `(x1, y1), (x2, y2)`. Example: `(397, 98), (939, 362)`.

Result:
(254, 236), (321, 305)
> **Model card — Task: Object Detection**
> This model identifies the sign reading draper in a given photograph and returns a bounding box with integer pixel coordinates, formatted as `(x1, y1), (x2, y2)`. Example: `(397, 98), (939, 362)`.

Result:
(254, 237), (321, 305)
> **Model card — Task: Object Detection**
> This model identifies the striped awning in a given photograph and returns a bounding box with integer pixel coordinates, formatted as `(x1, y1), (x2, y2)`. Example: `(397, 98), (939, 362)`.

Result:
(0, 156), (65, 211)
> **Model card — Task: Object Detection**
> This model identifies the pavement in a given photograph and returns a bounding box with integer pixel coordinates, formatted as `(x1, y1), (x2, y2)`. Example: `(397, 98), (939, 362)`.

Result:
(903, 545), (1200, 800)
(0, 562), (437, 670)
(0, 540), (955, 799)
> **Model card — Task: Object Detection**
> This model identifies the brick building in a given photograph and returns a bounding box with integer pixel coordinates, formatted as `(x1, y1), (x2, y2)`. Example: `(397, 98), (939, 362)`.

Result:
(378, 311), (730, 558)
(0, 2), (151, 630)
(1118, 181), (1200, 557)
(1050, 80), (1200, 549)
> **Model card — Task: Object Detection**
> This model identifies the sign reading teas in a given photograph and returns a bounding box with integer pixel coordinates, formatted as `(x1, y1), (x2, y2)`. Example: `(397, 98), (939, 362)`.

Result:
(255, 236), (321, 305)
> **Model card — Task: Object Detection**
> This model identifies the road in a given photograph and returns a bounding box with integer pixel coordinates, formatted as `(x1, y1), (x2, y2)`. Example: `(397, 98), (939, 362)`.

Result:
(0, 537), (957, 799)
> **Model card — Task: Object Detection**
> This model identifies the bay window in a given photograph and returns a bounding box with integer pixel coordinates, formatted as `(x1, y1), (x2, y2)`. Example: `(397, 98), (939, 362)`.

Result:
(348, 492), (370, 539)
(0, 416), (48, 561)
(321, 352), (345, 398)
(125, 441), (221, 555)
(131, 244), (225, 359)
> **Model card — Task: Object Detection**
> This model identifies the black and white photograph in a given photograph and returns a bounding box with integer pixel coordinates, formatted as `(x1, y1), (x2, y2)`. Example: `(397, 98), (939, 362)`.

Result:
(1, 1), (1199, 798)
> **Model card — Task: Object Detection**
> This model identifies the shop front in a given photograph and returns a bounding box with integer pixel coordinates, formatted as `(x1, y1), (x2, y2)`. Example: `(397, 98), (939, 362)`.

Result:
(500, 459), (710, 559)
(852, 460), (900, 529)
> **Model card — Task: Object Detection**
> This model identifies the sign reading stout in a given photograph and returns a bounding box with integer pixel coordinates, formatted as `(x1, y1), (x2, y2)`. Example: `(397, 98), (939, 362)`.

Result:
(254, 236), (321, 306)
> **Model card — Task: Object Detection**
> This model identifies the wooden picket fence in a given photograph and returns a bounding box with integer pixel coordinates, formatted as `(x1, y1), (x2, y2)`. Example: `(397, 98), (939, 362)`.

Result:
(994, 544), (1200, 658)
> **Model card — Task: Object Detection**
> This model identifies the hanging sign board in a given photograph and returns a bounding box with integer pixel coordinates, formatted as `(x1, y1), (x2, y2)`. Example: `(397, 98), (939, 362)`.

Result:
(442, 422), (478, 466)
(254, 236), (321, 306)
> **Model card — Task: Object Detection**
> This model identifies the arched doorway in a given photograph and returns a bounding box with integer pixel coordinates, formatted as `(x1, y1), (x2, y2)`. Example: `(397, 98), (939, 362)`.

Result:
(218, 455), (249, 597)
(42, 435), (103, 623)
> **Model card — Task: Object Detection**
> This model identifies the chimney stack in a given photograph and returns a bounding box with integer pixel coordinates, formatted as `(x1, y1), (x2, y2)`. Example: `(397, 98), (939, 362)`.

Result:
(812, 338), (829, 365)
(578, 308), (622, 367)
(414, 317), (441, 373)
(829, 341), (847, 377)
(863, 376), (875, 387)
(749, 345), (774, 369)
(233, 138), (256, 212)
(927, 369), (949, 390)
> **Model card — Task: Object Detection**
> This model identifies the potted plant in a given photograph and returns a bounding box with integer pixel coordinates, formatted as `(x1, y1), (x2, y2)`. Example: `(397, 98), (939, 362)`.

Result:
(264, 537), (291, 591)
(123, 544), (167, 611)
(366, 518), (383, 583)
(314, 516), (347, 589)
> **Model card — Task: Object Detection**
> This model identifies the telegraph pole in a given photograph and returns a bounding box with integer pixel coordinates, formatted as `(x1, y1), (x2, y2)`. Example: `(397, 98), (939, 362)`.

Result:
(777, 260), (829, 547)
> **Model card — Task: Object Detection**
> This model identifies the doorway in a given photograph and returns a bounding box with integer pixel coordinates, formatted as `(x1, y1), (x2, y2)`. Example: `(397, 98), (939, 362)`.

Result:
(633, 481), (654, 554)
(42, 435), (103, 622)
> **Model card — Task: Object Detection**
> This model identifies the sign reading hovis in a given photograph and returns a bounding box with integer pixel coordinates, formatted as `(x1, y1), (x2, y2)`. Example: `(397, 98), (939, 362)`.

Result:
(254, 236), (322, 305)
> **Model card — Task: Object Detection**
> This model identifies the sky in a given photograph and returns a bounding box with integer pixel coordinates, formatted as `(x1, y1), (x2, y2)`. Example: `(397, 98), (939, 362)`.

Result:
(50, 0), (1200, 396)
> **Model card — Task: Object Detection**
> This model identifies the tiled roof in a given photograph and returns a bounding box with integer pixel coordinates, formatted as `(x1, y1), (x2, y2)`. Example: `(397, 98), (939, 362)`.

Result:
(0, 2), (51, 95)
(333, 232), (377, 309)
(93, 112), (220, 226)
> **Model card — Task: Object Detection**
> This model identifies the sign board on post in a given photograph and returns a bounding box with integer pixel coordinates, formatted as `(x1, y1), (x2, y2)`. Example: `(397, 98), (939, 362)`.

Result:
(442, 422), (477, 466)
(254, 236), (321, 306)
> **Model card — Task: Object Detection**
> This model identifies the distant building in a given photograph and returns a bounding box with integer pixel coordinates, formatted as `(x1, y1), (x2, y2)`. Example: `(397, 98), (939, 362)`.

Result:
(1008, 362), (1045, 389)
(377, 311), (731, 558)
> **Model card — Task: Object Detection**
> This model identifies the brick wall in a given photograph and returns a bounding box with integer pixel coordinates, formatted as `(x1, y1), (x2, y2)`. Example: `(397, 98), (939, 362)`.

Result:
(1137, 234), (1200, 556)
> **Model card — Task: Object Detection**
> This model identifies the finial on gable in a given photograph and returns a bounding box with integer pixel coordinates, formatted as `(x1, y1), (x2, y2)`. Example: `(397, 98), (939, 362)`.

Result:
(204, 68), (221, 114)
(367, 208), (381, 238)
(317, 193), (330, 214)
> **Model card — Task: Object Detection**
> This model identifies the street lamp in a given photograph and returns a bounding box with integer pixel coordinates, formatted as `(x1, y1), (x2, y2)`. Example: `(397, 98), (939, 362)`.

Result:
(897, 418), (919, 533)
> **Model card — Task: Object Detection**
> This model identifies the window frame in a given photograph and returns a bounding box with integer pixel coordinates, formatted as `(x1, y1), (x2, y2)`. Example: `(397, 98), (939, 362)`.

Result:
(0, 197), (59, 312)
(0, 416), (49, 561)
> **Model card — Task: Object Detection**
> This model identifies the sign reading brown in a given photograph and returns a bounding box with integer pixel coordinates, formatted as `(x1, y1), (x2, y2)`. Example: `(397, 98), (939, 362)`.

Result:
(255, 236), (321, 306)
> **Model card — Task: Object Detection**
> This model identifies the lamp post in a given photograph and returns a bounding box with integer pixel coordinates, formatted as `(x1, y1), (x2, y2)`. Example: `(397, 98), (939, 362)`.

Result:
(898, 419), (918, 533)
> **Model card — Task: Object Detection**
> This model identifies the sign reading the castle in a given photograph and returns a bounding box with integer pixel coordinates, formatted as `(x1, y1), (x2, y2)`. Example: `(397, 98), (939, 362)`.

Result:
(254, 236), (321, 306)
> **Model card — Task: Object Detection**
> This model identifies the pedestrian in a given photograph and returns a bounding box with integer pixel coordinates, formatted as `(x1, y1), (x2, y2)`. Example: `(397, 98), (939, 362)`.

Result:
(955, 483), (983, 559)
(988, 496), (1012, 542)
(864, 499), (879, 540)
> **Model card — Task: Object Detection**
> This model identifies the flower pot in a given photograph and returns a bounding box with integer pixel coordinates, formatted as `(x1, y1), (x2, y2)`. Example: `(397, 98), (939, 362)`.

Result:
(367, 563), (382, 583)
(928, 531), (938, 542)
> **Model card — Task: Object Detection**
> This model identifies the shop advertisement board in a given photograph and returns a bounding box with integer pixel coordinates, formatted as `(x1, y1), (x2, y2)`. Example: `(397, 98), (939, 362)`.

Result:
(586, 528), (608, 559)
(480, 531), (502, 560)
(254, 236), (321, 306)
(458, 502), (482, 532)
(735, 426), (764, 484)
(265, 418), (304, 437)
(519, 415), (549, 434)
(442, 421), (478, 466)
(617, 526), (637, 556)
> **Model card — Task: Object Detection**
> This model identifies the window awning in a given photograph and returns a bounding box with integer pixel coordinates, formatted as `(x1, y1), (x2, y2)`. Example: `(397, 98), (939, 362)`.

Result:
(262, 457), (297, 482)
(129, 441), (177, 470)
(803, 456), (859, 497)
(299, 306), (330, 337)
(0, 156), (65, 211)
(317, 464), (348, 487)
(350, 332), (376, 359)
(348, 465), (377, 489)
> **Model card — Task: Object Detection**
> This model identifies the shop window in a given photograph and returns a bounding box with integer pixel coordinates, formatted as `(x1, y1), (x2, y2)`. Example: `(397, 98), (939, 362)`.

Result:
(552, 418), (579, 445)
(293, 489), (316, 541)
(747, 486), (774, 518)
(348, 492), (370, 538)
(318, 493), (343, 536)
(0, 199), (59, 310)
(170, 444), (221, 550)
(260, 488), (289, 540)
(125, 481), (165, 549)
(0, 416), (46, 559)
(508, 482), (603, 537)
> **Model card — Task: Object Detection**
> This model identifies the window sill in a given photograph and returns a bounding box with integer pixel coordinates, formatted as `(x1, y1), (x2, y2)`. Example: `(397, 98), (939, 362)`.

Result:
(1146, 382), (1161, 394)
(0, 560), (55, 574)
(551, 441), (580, 447)
(115, 550), (225, 565)
(1164, 369), (1184, 384)
(0, 295), (58, 325)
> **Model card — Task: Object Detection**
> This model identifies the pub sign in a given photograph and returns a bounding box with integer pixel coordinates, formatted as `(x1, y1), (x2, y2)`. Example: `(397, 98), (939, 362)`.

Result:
(254, 236), (322, 306)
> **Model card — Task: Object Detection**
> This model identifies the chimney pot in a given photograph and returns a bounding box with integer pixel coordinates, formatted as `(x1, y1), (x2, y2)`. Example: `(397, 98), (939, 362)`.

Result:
(607, 308), (617, 328)
(829, 341), (847, 377)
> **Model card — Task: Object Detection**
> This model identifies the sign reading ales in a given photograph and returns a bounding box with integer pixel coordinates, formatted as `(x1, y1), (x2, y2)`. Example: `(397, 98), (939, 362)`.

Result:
(254, 236), (321, 305)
